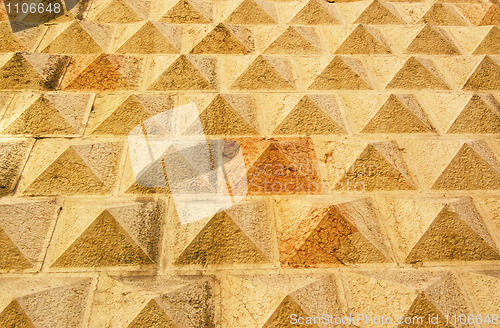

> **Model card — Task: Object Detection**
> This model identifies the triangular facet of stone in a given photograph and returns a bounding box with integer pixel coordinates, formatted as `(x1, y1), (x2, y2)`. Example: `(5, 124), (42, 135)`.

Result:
(190, 23), (250, 54)
(336, 25), (390, 54)
(117, 22), (178, 54)
(265, 27), (320, 55)
(0, 300), (35, 328)
(3, 96), (76, 135)
(128, 299), (177, 328)
(274, 96), (345, 135)
(93, 0), (142, 23)
(161, 0), (211, 23)
(92, 96), (152, 135)
(0, 23), (25, 52)
(225, 0), (276, 24)
(432, 143), (500, 190)
(479, 4), (500, 25)
(263, 295), (319, 328)
(362, 95), (432, 133)
(231, 56), (294, 90)
(174, 211), (268, 265)
(309, 56), (372, 90)
(0, 228), (32, 270)
(24, 147), (108, 195)
(0, 53), (47, 90)
(148, 55), (214, 90)
(406, 25), (460, 55)
(355, 0), (405, 24)
(386, 57), (449, 90)
(473, 26), (500, 54)
(289, 0), (340, 25)
(448, 94), (500, 134)
(463, 56), (500, 90)
(65, 55), (129, 90)
(52, 210), (152, 267)
(196, 95), (257, 135)
(42, 22), (103, 54)
(288, 206), (387, 267)
(419, 3), (467, 25)
(398, 292), (454, 328)
(336, 144), (415, 191)
(406, 207), (500, 263)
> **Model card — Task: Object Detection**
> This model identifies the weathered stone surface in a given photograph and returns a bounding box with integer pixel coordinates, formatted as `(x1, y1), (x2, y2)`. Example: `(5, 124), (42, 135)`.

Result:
(46, 198), (164, 269)
(0, 199), (59, 271)
(19, 140), (123, 195)
(0, 139), (33, 196)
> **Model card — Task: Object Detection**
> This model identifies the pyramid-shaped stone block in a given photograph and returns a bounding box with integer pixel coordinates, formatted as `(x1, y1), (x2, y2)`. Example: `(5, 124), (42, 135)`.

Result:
(354, 0), (405, 24)
(406, 206), (500, 263)
(447, 94), (500, 134)
(361, 94), (434, 133)
(175, 211), (269, 266)
(190, 23), (251, 54)
(405, 24), (460, 55)
(116, 22), (180, 54)
(335, 25), (391, 54)
(93, 0), (145, 23)
(225, 0), (277, 25)
(0, 53), (48, 90)
(92, 96), (153, 135)
(41, 22), (105, 54)
(52, 210), (153, 267)
(274, 96), (346, 135)
(289, 0), (340, 25)
(23, 142), (122, 195)
(0, 200), (58, 271)
(231, 55), (294, 90)
(2, 96), (76, 135)
(264, 26), (321, 55)
(336, 142), (416, 191)
(419, 3), (468, 26)
(244, 139), (321, 194)
(285, 206), (388, 267)
(386, 57), (449, 90)
(148, 55), (215, 90)
(463, 56), (500, 90)
(309, 56), (372, 90)
(161, 0), (212, 23)
(196, 95), (258, 135)
(63, 54), (138, 91)
(432, 142), (500, 190)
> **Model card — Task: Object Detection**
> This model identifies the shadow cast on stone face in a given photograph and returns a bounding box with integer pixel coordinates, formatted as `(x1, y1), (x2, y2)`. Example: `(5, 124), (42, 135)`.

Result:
(4, 0), (82, 32)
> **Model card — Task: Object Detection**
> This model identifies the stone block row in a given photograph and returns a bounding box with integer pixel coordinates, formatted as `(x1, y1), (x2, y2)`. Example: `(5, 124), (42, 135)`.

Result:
(1, 195), (499, 273)
(1, 53), (499, 92)
(0, 92), (498, 137)
(0, 269), (499, 327)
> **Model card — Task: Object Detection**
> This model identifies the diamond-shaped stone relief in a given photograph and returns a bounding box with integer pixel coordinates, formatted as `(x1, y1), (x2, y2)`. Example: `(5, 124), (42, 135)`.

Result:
(45, 198), (164, 270)
(19, 139), (123, 195)
(0, 199), (59, 272)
